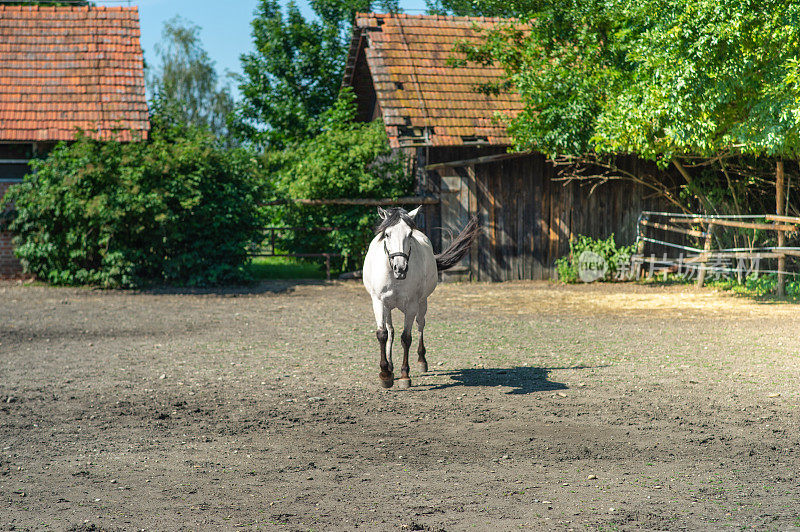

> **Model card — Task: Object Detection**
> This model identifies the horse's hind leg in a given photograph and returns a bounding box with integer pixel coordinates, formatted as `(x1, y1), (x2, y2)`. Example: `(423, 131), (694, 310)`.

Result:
(372, 298), (394, 388)
(416, 298), (428, 373)
(397, 305), (418, 389)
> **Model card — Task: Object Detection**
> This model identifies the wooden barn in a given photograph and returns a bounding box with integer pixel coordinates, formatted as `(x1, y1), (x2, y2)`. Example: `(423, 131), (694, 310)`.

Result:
(344, 13), (672, 281)
(0, 5), (149, 275)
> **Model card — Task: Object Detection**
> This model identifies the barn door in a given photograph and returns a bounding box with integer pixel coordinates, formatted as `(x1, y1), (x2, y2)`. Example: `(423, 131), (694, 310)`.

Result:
(438, 167), (471, 280)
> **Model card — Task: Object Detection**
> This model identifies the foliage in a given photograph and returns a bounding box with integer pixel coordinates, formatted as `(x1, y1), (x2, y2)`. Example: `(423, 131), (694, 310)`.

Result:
(232, 0), (362, 148)
(459, 0), (800, 161)
(232, 1), (413, 273)
(232, 0), (399, 149)
(263, 89), (411, 269)
(707, 274), (800, 299)
(426, 0), (538, 17)
(593, 0), (800, 161)
(148, 16), (235, 139)
(556, 234), (634, 283)
(592, 0), (800, 216)
(2, 121), (265, 288)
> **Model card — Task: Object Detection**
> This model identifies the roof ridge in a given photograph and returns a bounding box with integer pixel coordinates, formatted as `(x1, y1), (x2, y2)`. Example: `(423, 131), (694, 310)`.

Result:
(355, 12), (519, 24)
(0, 5), (136, 11)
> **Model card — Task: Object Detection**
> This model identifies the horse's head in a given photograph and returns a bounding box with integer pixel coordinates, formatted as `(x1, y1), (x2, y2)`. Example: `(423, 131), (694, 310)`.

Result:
(376, 206), (421, 280)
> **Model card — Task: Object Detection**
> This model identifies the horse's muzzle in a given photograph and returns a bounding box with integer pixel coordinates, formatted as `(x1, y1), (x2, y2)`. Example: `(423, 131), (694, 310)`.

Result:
(390, 256), (408, 279)
(392, 262), (408, 279)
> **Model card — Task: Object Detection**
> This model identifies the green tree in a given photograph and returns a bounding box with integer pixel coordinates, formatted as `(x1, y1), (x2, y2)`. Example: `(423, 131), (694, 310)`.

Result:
(148, 16), (235, 138)
(232, 0), (399, 148)
(463, 0), (800, 164)
(589, 0), (800, 218)
(594, 0), (800, 161)
(264, 89), (411, 268)
(231, 0), (413, 272)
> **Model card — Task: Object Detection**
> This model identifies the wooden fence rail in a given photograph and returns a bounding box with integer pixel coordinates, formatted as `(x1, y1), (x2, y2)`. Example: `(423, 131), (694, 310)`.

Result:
(251, 226), (341, 281)
(634, 212), (800, 293)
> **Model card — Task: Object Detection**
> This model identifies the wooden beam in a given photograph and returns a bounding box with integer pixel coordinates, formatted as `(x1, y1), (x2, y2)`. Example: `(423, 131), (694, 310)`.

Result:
(696, 223), (715, 287)
(777, 160), (786, 216)
(263, 196), (440, 206)
(667, 217), (797, 232)
(684, 251), (786, 262)
(424, 151), (531, 171)
(765, 214), (800, 224)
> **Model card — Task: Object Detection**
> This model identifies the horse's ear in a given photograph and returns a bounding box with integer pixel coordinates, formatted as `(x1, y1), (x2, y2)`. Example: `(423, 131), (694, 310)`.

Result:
(407, 206), (422, 220)
(377, 206), (388, 220)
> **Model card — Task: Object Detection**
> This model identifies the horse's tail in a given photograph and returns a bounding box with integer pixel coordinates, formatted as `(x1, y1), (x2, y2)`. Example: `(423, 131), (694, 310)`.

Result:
(435, 216), (480, 272)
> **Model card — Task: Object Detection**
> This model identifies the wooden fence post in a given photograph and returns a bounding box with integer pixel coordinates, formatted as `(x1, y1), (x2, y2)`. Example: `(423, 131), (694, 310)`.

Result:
(635, 214), (647, 279)
(696, 223), (715, 287)
(776, 160), (786, 297)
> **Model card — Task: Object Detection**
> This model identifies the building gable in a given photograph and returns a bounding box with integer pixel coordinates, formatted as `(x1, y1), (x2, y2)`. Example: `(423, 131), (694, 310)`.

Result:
(344, 13), (525, 149)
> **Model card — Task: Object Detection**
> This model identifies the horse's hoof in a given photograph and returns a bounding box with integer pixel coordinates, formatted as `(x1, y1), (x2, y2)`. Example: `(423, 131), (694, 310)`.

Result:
(397, 377), (411, 389)
(418, 360), (428, 373)
(380, 372), (394, 388)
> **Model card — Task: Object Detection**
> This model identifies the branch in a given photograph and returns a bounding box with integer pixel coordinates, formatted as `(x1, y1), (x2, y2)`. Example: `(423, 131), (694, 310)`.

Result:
(672, 158), (717, 214)
(549, 155), (691, 214)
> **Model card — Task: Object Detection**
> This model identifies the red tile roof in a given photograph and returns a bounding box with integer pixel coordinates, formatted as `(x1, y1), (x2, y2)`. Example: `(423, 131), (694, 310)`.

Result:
(344, 13), (525, 149)
(0, 5), (149, 142)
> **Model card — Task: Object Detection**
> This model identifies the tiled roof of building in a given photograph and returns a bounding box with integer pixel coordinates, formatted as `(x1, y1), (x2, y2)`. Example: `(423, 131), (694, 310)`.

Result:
(344, 13), (525, 149)
(0, 5), (149, 142)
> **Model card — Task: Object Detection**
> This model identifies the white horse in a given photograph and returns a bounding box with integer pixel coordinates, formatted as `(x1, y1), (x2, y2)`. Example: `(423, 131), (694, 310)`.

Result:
(363, 206), (479, 389)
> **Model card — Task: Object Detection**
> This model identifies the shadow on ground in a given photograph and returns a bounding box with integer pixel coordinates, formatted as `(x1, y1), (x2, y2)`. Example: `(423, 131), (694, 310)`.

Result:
(135, 279), (330, 297)
(426, 366), (577, 395)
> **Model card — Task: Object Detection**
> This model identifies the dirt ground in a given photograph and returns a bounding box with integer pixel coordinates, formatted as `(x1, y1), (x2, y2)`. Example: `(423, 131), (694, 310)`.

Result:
(2, 279), (800, 531)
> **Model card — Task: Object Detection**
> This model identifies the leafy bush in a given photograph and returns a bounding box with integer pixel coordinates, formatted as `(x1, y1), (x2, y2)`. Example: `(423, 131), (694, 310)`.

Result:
(707, 274), (800, 299)
(264, 89), (412, 269)
(556, 234), (635, 283)
(2, 120), (265, 287)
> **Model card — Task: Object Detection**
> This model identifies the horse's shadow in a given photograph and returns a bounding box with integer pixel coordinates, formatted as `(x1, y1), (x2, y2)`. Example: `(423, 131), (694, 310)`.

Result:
(424, 366), (580, 395)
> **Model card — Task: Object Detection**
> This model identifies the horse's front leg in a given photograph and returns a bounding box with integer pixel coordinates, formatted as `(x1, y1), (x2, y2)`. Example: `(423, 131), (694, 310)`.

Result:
(416, 297), (428, 373)
(397, 304), (418, 389)
(372, 298), (394, 388)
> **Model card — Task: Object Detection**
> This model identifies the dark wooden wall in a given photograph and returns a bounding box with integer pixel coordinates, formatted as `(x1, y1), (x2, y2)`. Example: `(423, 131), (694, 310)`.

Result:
(407, 145), (507, 257)
(426, 150), (674, 281)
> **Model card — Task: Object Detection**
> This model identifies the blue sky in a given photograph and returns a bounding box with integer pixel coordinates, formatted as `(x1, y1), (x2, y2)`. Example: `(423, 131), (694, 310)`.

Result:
(137, 0), (429, 93)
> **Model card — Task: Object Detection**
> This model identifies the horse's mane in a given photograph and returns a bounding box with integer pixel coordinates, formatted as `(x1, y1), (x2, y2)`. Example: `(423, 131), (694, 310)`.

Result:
(374, 207), (418, 235)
